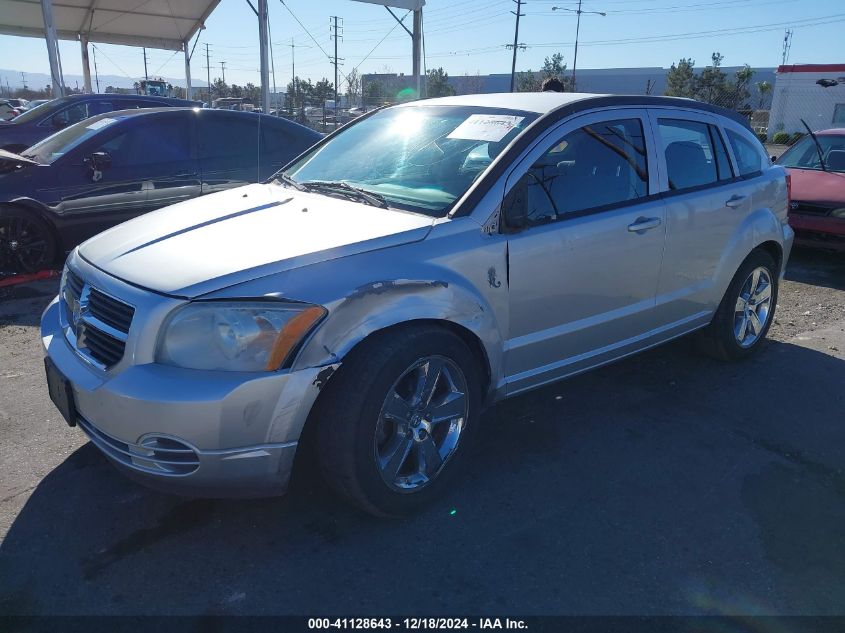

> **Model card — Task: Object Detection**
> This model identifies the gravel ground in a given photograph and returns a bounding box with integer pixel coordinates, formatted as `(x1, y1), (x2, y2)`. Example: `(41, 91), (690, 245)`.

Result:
(0, 246), (844, 616)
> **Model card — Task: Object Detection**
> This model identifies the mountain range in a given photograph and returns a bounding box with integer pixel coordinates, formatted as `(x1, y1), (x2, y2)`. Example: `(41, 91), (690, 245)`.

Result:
(0, 68), (206, 92)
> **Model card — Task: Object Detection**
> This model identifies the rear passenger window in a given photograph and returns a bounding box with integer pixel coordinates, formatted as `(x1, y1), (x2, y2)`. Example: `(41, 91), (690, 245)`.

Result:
(523, 118), (648, 224)
(658, 119), (729, 191)
(726, 128), (765, 177)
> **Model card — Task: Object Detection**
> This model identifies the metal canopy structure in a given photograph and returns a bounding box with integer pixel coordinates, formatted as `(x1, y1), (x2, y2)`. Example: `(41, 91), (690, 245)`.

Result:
(0, 0), (423, 113)
(0, 0), (223, 99)
(352, 0), (424, 96)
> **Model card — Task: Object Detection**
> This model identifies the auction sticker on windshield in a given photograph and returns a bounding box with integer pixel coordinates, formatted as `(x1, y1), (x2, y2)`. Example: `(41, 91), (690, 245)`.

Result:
(86, 118), (117, 131)
(447, 114), (525, 142)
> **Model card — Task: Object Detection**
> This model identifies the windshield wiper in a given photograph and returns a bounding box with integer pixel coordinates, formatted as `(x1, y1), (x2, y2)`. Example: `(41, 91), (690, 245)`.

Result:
(300, 180), (389, 209)
(801, 118), (827, 172)
(272, 172), (306, 191)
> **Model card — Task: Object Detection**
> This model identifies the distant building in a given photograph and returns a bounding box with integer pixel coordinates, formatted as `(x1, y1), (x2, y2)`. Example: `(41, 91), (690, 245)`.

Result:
(363, 65), (776, 107)
(768, 64), (845, 139)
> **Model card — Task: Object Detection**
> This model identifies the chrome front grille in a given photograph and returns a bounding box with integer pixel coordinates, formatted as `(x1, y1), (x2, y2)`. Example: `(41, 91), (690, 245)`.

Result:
(77, 416), (200, 476)
(61, 267), (135, 369)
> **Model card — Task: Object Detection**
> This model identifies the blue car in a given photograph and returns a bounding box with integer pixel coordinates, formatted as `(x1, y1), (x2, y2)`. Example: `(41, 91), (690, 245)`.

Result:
(0, 94), (202, 154)
(0, 107), (320, 272)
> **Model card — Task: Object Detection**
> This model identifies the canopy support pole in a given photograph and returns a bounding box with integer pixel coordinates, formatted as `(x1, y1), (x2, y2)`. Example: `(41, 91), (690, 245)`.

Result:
(412, 8), (421, 97)
(80, 35), (92, 93)
(184, 43), (193, 100)
(40, 0), (65, 97)
(258, 0), (270, 114)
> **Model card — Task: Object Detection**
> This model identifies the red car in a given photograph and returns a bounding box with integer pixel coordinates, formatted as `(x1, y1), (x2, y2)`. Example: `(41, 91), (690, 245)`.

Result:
(777, 128), (845, 250)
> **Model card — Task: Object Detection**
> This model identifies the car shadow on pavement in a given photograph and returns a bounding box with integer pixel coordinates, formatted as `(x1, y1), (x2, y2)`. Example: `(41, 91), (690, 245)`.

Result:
(0, 280), (58, 327)
(2, 336), (845, 616)
(785, 247), (845, 291)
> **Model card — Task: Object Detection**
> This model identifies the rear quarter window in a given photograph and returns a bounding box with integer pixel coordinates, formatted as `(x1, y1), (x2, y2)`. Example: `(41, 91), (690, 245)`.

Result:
(726, 128), (766, 177)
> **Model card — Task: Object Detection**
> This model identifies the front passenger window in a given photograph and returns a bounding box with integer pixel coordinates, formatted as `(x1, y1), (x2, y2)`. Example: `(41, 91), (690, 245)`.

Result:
(521, 118), (649, 225)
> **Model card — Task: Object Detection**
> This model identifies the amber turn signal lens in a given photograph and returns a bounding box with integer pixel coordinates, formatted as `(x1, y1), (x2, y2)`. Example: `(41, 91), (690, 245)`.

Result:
(265, 306), (326, 370)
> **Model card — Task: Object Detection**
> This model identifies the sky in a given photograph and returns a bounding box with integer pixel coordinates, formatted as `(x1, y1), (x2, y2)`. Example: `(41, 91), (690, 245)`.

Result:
(1, 0), (844, 90)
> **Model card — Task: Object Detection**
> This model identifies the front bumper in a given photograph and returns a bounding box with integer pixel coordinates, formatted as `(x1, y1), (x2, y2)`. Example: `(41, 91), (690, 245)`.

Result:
(42, 296), (336, 498)
(789, 214), (845, 250)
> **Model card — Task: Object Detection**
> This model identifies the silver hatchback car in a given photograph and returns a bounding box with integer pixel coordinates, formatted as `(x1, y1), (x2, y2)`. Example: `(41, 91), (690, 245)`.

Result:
(42, 93), (793, 516)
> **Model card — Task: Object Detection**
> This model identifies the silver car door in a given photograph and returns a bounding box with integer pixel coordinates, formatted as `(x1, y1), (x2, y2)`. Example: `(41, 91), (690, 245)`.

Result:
(647, 108), (754, 327)
(502, 108), (667, 395)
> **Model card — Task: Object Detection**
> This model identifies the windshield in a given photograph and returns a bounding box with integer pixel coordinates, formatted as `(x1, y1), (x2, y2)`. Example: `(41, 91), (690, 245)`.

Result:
(280, 105), (537, 216)
(10, 98), (61, 124)
(778, 134), (845, 172)
(24, 115), (122, 164)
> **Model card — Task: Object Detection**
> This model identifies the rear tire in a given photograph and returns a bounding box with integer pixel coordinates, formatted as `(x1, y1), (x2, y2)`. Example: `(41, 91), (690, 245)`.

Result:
(0, 206), (58, 273)
(697, 249), (779, 361)
(314, 324), (482, 517)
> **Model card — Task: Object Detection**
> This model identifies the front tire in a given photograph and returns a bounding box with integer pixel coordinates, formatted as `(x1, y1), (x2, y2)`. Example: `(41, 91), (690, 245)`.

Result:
(698, 249), (779, 361)
(314, 324), (482, 517)
(0, 206), (58, 273)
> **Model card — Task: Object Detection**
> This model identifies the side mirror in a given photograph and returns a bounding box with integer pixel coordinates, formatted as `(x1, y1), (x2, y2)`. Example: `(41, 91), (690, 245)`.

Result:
(502, 174), (530, 232)
(87, 151), (112, 168)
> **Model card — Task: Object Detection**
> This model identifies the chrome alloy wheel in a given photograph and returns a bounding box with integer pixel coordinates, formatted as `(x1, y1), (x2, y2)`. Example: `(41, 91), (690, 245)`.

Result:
(374, 356), (469, 492)
(734, 266), (773, 348)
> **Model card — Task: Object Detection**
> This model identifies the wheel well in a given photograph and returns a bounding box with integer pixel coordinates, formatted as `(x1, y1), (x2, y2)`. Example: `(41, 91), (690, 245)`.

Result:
(0, 202), (62, 266)
(755, 240), (783, 273)
(348, 319), (493, 396)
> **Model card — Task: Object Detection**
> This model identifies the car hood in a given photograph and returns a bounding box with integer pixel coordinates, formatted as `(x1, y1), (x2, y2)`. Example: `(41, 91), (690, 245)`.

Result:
(786, 167), (845, 204)
(0, 148), (37, 169)
(80, 183), (435, 297)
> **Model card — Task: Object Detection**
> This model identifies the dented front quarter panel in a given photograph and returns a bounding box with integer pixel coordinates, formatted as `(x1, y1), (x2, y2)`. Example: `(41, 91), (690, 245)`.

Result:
(204, 215), (510, 401)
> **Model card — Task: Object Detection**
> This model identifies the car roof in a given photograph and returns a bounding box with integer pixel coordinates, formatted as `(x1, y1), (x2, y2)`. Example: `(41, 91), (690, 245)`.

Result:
(82, 107), (321, 135)
(815, 128), (845, 136)
(396, 92), (750, 127)
(398, 92), (607, 114)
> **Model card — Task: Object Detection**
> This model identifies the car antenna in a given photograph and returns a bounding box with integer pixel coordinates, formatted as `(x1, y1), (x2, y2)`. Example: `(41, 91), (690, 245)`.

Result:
(800, 118), (827, 172)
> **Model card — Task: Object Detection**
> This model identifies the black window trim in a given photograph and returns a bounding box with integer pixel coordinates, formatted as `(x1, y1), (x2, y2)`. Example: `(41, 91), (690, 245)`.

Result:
(500, 112), (659, 233)
(724, 126), (766, 181)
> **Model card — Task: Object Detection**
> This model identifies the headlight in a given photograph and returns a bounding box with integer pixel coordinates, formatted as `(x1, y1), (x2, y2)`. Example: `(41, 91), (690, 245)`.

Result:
(156, 301), (326, 371)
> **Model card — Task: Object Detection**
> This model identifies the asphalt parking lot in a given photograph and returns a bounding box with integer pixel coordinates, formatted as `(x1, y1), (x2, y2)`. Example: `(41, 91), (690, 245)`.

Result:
(1, 248), (844, 616)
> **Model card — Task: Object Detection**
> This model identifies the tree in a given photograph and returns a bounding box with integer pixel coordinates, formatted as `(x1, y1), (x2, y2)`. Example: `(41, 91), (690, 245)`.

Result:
(665, 58), (695, 98)
(212, 77), (229, 98)
(516, 70), (539, 92)
(542, 53), (566, 80)
(345, 68), (361, 106)
(756, 80), (772, 109)
(426, 67), (454, 98)
(314, 78), (334, 104)
(731, 64), (755, 110)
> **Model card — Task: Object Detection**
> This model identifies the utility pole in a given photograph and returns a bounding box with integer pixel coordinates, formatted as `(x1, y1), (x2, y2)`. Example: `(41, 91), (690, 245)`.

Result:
(330, 16), (343, 128)
(220, 61), (226, 84)
(205, 43), (212, 106)
(509, 0), (524, 92)
(143, 47), (149, 81)
(782, 29), (793, 66)
(552, 2), (606, 91)
(268, 13), (277, 113)
(92, 44), (100, 93)
(289, 38), (297, 115)
(20, 72), (27, 90)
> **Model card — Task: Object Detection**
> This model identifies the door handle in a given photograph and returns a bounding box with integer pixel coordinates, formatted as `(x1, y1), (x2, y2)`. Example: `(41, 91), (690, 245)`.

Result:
(627, 216), (662, 233)
(725, 194), (747, 208)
